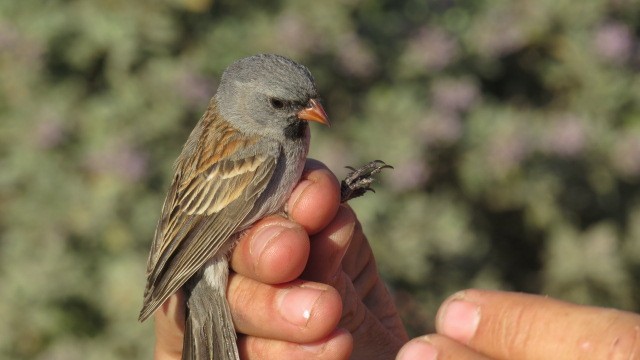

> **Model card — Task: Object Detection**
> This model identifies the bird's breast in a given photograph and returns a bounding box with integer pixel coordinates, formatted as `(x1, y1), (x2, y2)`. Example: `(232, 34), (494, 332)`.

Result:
(242, 131), (310, 227)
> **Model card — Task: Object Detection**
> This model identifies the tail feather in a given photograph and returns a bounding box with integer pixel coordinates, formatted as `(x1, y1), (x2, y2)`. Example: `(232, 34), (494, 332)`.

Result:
(182, 257), (239, 360)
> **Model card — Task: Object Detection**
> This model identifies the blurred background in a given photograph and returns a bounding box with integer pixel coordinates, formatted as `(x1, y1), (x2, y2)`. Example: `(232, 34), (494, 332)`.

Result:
(2, 0), (640, 358)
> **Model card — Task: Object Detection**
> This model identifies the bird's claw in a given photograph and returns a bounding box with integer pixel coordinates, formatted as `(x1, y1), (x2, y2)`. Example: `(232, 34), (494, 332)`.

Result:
(340, 160), (393, 203)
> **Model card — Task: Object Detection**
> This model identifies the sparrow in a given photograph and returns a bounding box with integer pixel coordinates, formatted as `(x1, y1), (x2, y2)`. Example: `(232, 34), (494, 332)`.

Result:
(139, 54), (330, 360)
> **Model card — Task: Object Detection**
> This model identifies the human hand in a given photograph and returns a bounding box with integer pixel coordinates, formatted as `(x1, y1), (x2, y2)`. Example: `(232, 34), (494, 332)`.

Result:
(154, 159), (408, 359)
(397, 289), (640, 360)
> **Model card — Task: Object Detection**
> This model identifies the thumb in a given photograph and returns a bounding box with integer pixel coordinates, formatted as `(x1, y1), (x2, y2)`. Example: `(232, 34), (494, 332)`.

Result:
(154, 291), (185, 360)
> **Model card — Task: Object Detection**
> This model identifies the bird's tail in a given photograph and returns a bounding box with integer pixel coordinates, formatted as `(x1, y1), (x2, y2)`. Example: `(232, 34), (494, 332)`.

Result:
(182, 257), (239, 360)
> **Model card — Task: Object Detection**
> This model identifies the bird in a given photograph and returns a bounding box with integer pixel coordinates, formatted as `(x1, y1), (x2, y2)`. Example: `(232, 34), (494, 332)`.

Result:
(139, 54), (331, 360)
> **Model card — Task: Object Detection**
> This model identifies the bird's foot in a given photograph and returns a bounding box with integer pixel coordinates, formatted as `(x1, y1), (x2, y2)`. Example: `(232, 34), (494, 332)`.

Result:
(340, 160), (393, 203)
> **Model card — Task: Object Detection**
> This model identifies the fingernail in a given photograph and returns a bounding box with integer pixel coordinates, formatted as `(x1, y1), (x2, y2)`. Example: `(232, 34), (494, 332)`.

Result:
(250, 224), (288, 257)
(299, 328), (347, 354)
(287, 179), (313, 214)
(437, 298), (480, 344)
(278, 286), (323, 326)
(397, 337), (438, 360)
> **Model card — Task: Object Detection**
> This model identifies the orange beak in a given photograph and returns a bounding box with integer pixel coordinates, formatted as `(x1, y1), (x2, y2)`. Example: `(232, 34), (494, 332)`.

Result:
(297, 99), (330, 127)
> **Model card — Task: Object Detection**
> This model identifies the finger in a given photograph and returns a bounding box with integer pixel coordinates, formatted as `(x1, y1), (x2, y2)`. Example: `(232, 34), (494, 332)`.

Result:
(154, 292), (186, 360)
(436, 289), (640, 360)
(228, 274), (343, 343)
(303, 204), (355, 284)
(397, 335), (492, 360)
(231, 159), (338, 291)
(230, 215), (309, 284)
(302, 204), (405, 357)
(287, 158), (341, 235)
(238, 328), (353, 360)
(340, 213), (372, 283)
(339, 209), (407, 341)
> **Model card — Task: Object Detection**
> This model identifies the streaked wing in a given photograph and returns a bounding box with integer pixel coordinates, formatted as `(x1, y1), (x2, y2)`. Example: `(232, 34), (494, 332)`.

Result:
(139, 117), (277, 321)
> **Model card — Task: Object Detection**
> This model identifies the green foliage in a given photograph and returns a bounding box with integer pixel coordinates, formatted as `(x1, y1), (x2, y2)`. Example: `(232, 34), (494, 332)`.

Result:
(1, 0), (640, 357)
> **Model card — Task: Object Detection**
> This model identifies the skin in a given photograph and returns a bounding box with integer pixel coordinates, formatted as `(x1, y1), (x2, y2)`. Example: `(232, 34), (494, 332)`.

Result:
(154, 159), (640, 360)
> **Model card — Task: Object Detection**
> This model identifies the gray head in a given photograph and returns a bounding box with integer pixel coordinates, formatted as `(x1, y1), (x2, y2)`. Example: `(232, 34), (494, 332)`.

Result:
(215, 54), (329, 141)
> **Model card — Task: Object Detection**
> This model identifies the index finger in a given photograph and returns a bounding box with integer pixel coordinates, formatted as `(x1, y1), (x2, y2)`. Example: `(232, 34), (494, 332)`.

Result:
(154, 292), (185, 360)
(287, 158), (341, 235)
(229, 159), (340, 284)
(436, 289), (640, 360)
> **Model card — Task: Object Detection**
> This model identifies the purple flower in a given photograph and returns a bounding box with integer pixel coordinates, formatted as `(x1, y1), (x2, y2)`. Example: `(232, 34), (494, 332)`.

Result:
(544, 115), (587, 157)
(33, 117), (66, 149)
(389, 158), (430, 191)
(419, 110), (462, 145)
(175, 70), (215, 108)
(405, 27), (459, 72)
(0, 22), (19, 50)
(275, 12), (323, 56)
(86, 141), (149, 182)
(431, 78), (479, 113)
(335, 33), (378, 78)
(593, 22), (634, 64)
(0, 21), (42, 63)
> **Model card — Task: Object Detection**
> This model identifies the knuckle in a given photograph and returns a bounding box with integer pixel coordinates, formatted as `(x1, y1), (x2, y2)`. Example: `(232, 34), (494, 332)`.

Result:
(495, 303), (535, 358)
(334, 274), (366, 332)
(608, 323), (640, 360)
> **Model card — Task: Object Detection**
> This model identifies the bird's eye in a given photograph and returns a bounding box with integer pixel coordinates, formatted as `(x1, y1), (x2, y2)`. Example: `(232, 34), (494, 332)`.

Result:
(270, 98), (285, 109)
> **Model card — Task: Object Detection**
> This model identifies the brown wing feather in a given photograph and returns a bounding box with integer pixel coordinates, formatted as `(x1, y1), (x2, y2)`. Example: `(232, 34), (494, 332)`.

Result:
(139, 105), (277, 321)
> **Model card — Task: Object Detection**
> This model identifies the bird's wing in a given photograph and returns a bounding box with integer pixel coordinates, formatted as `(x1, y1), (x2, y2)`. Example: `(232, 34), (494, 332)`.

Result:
(139, 118), (277, 321)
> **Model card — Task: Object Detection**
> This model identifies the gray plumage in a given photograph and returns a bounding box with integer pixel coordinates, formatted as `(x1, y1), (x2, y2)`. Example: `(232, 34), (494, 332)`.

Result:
(139, 54), (328, 360)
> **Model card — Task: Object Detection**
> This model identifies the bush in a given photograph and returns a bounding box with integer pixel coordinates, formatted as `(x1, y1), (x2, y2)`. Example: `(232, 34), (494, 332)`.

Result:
(1, 0), (639, 357)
